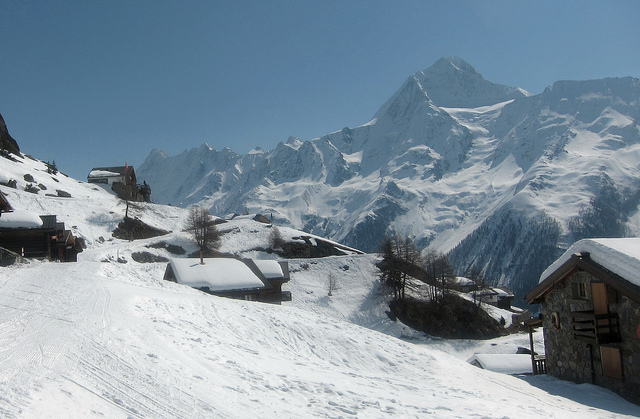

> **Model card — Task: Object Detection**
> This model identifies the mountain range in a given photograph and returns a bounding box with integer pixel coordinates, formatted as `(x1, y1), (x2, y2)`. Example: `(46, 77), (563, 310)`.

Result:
(138, 57), (640, 299)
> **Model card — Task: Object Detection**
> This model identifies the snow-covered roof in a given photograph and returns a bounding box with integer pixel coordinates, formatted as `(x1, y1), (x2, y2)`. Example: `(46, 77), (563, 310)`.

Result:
(493, 287), (514, 297)
(539, 238), (640, 288)
(88, 170), (122, 178)
(453, 276), (474, 286)
(169, 258), (267, 292)
(252, 260), (284, 279)
(467, 354), (532, 375)
(0, 211), (43, 228)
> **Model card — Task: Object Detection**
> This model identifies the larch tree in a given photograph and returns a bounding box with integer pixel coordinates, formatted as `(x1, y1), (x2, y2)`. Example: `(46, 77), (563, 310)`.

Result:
(186, 206), (221, 253)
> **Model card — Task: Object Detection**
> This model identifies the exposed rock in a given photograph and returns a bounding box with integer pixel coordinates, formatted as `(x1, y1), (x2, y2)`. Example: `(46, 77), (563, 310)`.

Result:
(131, 251), (169, 263)
(56, 190), (72, 198)
(389, 295), (507, 339)
(147, 241), (186, 255)
(0, 113), (20, 154)
(112, 217), (170, 240)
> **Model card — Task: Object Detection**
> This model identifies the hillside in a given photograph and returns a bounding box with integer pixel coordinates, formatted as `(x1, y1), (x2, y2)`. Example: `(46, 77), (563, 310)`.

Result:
(138, 58), (640, 301)
(1, 151), (640, 417)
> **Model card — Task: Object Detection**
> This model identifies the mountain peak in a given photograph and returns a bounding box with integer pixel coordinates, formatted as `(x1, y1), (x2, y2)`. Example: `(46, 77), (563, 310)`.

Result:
(413, 57), (530, 108)
(428, 56), (480, 77)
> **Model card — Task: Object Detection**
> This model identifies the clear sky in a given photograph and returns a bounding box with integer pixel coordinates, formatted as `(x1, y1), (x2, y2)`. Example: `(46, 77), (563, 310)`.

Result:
(1, 1), (638, 180)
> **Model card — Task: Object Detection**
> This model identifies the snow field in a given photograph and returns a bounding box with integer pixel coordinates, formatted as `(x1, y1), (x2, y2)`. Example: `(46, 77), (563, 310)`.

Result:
(0, 153), (639, 417)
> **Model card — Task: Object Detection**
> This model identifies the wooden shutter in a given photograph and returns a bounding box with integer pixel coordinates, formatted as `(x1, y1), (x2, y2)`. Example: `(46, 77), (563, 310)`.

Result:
(591, 283), (608, 315)
(601, 346), (623, 380)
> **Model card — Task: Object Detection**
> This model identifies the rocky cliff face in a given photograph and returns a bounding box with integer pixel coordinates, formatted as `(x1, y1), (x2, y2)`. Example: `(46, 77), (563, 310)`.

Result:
(0, 113), (21, 154)
(138, 58), (640, 297)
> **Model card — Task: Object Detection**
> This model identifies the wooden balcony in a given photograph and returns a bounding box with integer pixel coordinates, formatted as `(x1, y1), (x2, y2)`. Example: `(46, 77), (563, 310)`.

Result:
(571, 311), (621, 344)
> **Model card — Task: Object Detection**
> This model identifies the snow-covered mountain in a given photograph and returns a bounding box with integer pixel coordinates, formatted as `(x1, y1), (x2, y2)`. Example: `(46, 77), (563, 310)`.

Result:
(2, 150), (640, 417)
(138, 57), (640, 299)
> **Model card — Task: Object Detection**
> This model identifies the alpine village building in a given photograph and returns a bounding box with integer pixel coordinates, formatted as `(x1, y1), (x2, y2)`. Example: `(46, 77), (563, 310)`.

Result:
(87, 165), (151, 202)
(526, 238), (640, 405)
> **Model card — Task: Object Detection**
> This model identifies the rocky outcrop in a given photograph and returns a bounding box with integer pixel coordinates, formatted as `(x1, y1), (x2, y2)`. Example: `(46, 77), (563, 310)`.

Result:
(389, 294), (507, 339)
(0, 113), (21, 155)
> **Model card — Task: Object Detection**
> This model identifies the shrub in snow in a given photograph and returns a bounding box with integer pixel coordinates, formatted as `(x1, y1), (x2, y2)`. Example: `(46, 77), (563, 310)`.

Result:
(46, 160), (57, 175)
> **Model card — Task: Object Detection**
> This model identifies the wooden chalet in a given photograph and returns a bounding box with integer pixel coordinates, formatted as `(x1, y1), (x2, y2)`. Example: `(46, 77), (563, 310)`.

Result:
(164, 257), (291, 303)
(526, 238), (640, 405)
(0, 212), (84, 263)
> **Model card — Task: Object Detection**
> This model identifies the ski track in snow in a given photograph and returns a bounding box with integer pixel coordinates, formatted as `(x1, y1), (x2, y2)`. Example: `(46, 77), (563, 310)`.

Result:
(1, 258), (639, 418)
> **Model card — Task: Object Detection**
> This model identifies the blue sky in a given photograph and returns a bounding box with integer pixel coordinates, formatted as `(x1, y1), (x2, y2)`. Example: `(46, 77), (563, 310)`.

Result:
(1, 1), (638, 180)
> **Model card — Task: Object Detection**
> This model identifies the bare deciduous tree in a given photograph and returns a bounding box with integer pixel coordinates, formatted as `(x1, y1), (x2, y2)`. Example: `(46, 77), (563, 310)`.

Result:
(422, 249), (455, 304)
(186, 206), (220, 253)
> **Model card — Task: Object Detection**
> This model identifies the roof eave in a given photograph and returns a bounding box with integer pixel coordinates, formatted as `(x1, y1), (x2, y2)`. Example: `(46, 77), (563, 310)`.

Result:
(526, 252), (640, 305)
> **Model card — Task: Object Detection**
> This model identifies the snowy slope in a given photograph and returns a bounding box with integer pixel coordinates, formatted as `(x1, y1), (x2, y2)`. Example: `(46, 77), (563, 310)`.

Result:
(5, 259), (640, 418)
(1, 152), (639, 417)
(138, 57), (640, 300)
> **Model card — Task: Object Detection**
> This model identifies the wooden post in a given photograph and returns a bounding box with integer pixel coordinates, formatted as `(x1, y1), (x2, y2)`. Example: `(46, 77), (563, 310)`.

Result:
(529, 324), (536, 374)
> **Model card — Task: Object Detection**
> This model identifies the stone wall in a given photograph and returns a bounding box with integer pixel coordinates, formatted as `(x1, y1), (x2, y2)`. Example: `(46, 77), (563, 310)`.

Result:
(541, 271), (640, 405)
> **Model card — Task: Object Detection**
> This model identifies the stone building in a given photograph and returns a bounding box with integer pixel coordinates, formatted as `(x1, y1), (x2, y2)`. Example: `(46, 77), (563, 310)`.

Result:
(526, 238), (640, 405)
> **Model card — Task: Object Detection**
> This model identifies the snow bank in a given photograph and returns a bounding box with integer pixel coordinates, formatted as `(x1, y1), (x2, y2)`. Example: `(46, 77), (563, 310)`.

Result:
(467, 353), (533, 375)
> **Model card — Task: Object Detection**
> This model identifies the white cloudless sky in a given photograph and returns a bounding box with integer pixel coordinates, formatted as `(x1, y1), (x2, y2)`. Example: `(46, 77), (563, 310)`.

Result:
(1, 0), (638, 180)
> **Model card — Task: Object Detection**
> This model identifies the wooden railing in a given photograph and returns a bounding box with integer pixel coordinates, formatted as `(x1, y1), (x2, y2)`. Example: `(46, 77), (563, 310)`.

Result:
(532, 356), (546, 375)
(571, 311), (621, 344)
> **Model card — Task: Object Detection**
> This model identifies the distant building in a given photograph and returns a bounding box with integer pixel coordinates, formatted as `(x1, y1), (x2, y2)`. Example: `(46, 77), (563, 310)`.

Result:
(163, 257), (291, 303)
(526, 238), (640, 405)
(450, 276), (476, 293)
(477, 287), (515, 310)
(87, 165), (150, 202)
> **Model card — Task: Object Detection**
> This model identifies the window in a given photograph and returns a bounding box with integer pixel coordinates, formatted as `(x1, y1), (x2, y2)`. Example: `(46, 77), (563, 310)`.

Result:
(572, 282), (587, 300)
(88, 178), (108, 184)
(601, 346), (623, 380)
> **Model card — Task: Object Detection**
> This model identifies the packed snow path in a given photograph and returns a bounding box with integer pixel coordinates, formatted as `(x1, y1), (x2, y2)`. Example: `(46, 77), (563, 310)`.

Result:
(1, 260), (639, 418)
